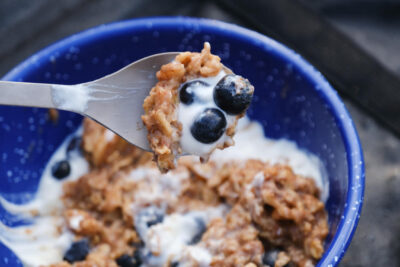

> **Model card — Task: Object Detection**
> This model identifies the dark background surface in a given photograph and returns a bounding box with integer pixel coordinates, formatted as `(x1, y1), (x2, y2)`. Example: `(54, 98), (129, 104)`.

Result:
(1, 0), (400, 266)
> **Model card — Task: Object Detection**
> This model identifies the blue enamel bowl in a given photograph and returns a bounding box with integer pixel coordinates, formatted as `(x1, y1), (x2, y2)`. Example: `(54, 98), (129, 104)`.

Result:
(0, 17), (364, 266)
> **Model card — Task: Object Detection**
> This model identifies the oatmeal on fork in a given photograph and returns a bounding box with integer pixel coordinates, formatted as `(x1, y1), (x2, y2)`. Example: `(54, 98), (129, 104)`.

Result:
(142, 42), (254, 172)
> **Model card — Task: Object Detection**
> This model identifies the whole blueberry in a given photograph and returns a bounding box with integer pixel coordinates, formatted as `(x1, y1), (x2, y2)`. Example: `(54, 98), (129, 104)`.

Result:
(63, 239), (90, 263)
(262, 249), (291, 267)
(262, 249), (278, 267)
(213, 74), (254, 115)
(191, 108), (226, 144)
(179, 80), (209, 105)
(116, 252), (142, 267)
(130, 241), (144, 248)
(52, 160), (71, 179)
(170, 261), (180, 267)
(189, 218), (206, 244)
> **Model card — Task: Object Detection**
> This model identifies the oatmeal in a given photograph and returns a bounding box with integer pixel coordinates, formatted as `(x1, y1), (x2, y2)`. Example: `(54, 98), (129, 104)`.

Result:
(142, 42), (254, 172)
(61, 120), (327, 267)
(0, 116), (328, 267)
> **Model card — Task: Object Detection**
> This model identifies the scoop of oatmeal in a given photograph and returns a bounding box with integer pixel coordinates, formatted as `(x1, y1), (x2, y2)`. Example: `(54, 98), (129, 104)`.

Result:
(142, 42), (254, 172)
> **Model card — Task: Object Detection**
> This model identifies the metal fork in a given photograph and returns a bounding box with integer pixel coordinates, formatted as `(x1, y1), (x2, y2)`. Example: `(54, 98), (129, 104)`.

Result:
(0, 52), (179, 151)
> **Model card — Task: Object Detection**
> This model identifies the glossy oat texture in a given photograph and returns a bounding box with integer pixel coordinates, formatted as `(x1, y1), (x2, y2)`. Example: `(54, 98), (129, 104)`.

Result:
(0, 17), (364, 266)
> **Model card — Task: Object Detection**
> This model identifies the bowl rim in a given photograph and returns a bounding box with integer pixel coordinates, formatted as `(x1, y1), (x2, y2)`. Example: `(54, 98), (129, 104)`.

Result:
(2, 16), (364, 267)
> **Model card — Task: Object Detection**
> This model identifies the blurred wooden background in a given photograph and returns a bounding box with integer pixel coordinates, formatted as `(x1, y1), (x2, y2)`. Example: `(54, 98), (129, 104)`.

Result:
(2, 0), (400, 266)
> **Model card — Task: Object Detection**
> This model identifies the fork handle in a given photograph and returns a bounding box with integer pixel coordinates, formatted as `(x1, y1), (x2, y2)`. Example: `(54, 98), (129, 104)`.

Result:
(0, 81), (56, 109)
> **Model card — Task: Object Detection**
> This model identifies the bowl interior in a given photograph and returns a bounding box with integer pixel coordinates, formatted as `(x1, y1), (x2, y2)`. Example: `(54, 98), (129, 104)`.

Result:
(0, 17), (363, 266)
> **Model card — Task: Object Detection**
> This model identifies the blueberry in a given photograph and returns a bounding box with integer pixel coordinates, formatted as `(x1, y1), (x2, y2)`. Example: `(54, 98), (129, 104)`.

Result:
(144, 209), (164, 228)
(262, 249), (279, 267)
(52, 160), (71, 179)
(133, 249), (145, 262)
(63, 239), (90, 263)
(190, 108), (226, 144)
(179, 80), (209, 104)
(130, 241), (144, 248)
(189, 218), (206, 244)
(66, 137), (82, 156)
(137, 206), (164, 228)
(170, 261), (180, 267)
(116, 252), (142, 267)
(262, 249), (291, 267)
(213, 74), (254, 115)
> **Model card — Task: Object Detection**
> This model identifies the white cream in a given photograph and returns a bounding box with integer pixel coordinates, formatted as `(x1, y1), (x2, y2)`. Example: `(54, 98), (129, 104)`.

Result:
(137, 207), (227, 266)
(128, 167), (188, 215)
(51, 84), (90, 113)
(0, 128), (88, 266)
(69, 215), (83, 231)
(181, 246), (212, 267)
(178, 70), (236, 157)
(0, 217), (74, 267)
(127, 165), (226, 267)
(51, 83), (141, 114)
